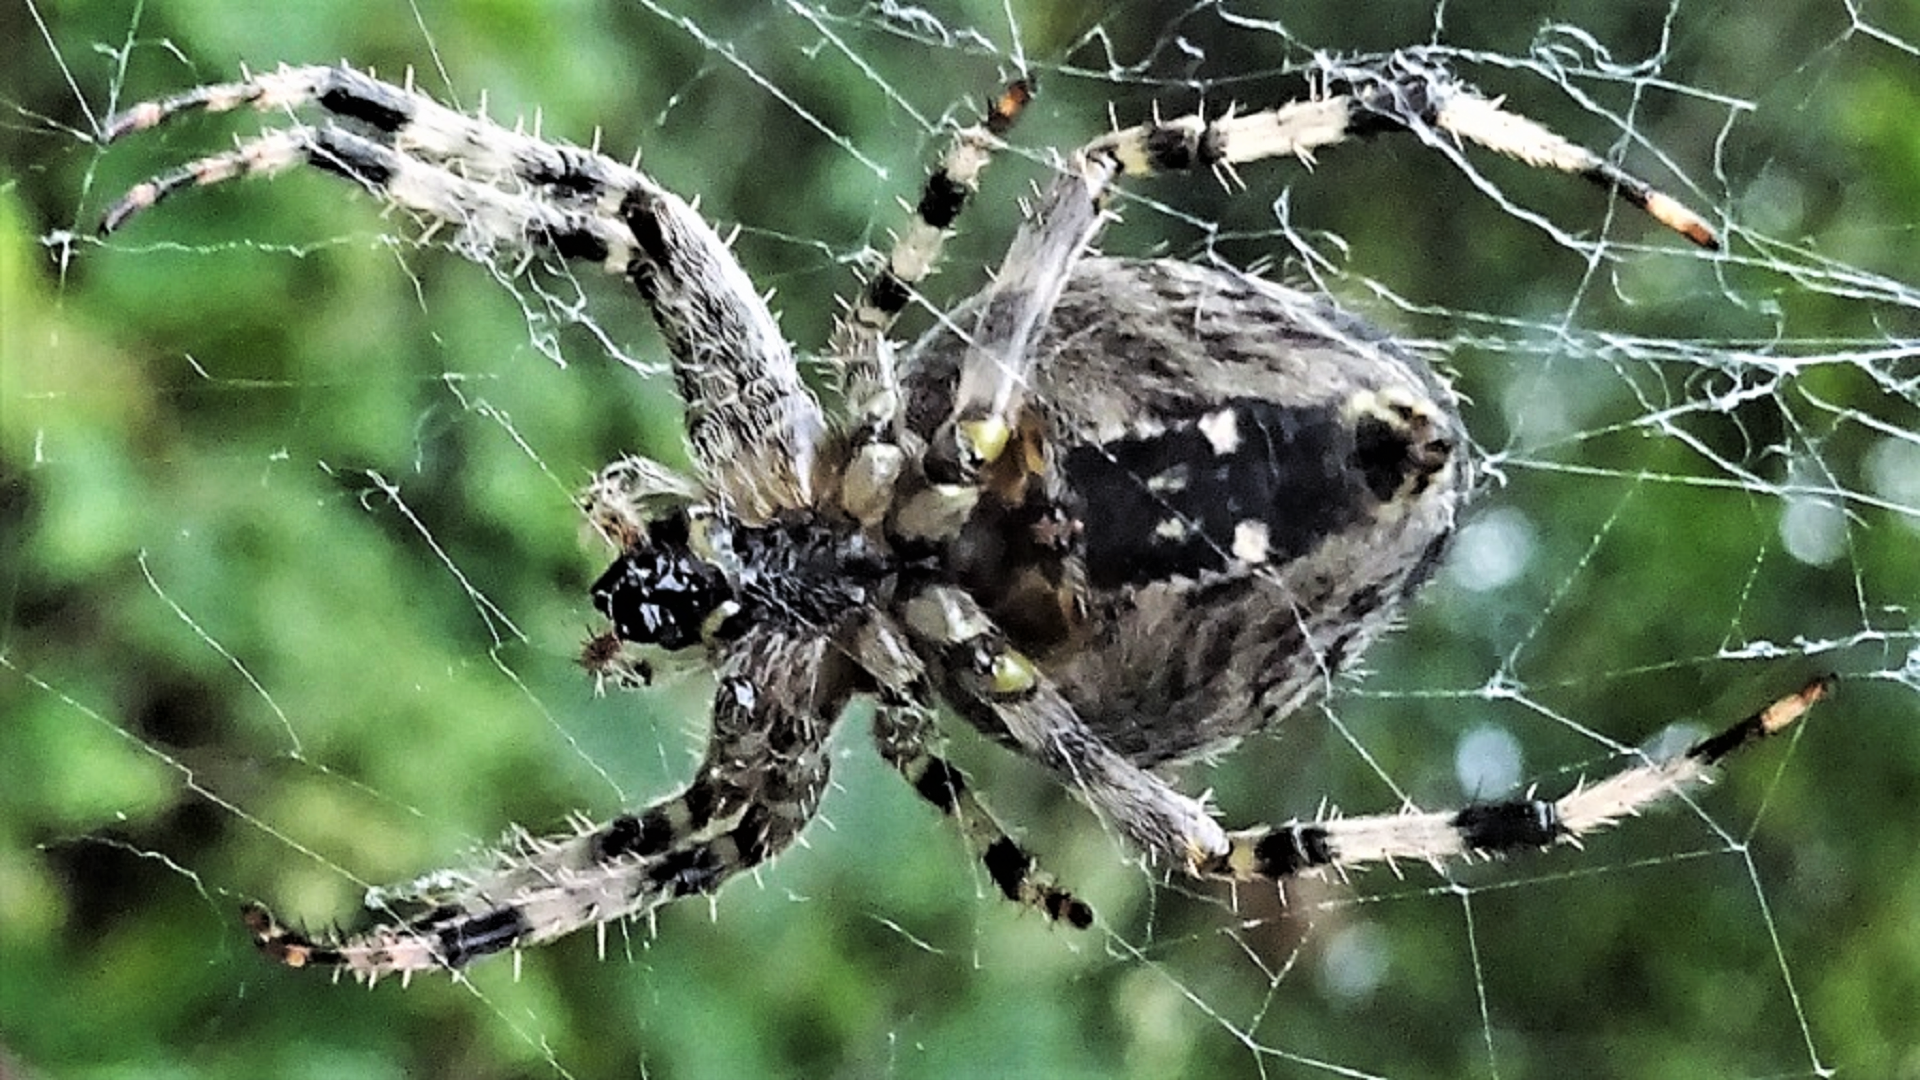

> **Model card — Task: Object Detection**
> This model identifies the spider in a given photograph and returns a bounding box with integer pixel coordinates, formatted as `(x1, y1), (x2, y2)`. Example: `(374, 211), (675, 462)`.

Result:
(96, 50), (1827, 981)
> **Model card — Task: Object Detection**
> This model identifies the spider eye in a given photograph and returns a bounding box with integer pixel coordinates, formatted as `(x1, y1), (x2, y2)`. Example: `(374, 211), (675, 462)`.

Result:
(589, 534), (733, 651)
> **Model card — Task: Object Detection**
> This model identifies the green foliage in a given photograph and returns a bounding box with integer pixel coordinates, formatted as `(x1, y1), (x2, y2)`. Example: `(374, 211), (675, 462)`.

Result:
(4, 2), (1916, 1078)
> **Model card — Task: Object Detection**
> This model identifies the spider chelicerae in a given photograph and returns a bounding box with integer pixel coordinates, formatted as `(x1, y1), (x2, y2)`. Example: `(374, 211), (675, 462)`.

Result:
(97, 50), (1828, 980)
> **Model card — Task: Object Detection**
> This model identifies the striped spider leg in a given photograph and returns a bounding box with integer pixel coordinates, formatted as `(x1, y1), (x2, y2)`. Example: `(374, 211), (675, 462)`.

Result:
(244, 630), (849, 978)
(100, 62), (825, 521)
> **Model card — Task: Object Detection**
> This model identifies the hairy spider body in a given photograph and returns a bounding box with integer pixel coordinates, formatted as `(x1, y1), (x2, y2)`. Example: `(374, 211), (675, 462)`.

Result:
(97, 53), (1822, 981)
(902, 257), (1462, 766)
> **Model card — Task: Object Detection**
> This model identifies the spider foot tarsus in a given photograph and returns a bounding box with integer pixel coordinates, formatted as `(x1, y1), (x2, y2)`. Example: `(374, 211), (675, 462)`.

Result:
(1203, 675), (1832, 882)
(1079, 50), (1719, 250)
(240, 899), (530, 980)
(1686, 672), (1832, 764)
(1333, 52), (1721, 249)
(240, 901), (345, 971)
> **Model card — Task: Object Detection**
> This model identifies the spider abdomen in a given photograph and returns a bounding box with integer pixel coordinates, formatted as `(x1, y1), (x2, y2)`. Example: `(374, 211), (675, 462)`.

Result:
(904, 258), (1469, 765)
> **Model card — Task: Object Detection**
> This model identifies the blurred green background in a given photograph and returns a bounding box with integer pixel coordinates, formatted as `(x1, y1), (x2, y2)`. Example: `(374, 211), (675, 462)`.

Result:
(4, 1), (1916, 1078)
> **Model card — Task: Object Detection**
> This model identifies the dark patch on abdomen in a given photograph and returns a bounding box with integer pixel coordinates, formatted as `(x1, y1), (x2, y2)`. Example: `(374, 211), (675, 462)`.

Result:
(1063, 398), (1366, 589)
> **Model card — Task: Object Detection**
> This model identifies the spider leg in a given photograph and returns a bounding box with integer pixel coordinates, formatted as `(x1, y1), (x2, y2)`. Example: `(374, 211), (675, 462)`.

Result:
(831, 80), (1029, 428)
(899, 584), (1231, 872)
(829, 82), (1029, 532)
(935, 52), (1718, 482)
(102, 65), (641, 206)
(1202, 676), (1831, 882)
(100, 65), (823, 520)
(872, 701), (1092, 927)
(1082, 52), (1718, 249)
(98, 123), (635, 252)
(846, 615), (1091, 925)
(939, 151), (1118, 479)
(243, 630), (847, 980)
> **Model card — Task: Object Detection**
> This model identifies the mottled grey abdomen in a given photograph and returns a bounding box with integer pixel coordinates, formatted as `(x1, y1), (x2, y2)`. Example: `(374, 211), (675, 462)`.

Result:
(904, 258), (1470, 766)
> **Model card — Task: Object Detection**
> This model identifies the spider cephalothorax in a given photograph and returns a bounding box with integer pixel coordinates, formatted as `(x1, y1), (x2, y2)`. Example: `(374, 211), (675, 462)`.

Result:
(97, 52), (1824, 979)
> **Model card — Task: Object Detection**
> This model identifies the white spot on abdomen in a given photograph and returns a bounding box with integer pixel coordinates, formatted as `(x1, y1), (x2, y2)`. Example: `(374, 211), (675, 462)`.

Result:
(1198, 408), (1241, 455)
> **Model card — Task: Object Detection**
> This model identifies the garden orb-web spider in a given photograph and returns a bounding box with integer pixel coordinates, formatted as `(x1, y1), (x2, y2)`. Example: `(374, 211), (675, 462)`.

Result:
(95, 49), (1825, 981)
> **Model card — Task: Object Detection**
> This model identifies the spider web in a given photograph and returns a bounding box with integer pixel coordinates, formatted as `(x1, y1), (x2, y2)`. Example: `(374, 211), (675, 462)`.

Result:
(6, 1), (1917, 1076)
